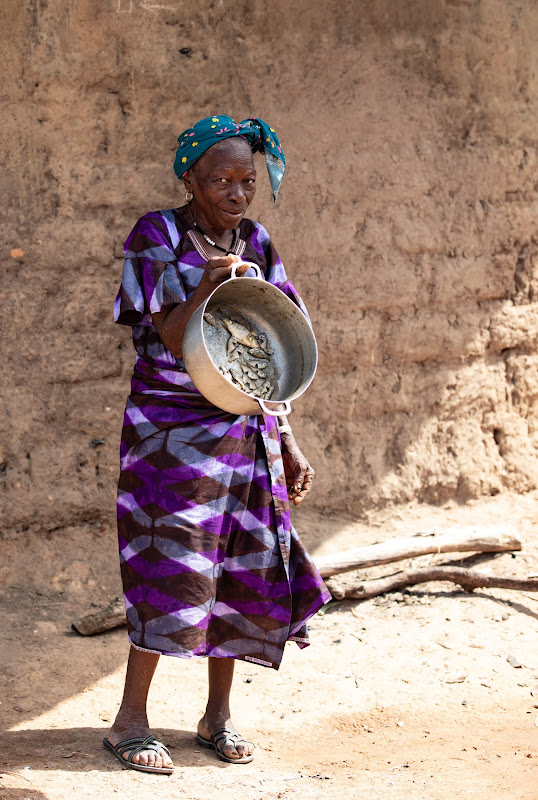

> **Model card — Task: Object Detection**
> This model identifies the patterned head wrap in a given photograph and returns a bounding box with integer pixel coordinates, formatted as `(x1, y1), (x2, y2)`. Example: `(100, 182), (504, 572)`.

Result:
(174, 115), (285, 202)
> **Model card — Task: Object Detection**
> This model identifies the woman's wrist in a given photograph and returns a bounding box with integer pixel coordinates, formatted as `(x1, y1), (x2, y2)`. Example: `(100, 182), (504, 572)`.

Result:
(277, 415), (293, 438)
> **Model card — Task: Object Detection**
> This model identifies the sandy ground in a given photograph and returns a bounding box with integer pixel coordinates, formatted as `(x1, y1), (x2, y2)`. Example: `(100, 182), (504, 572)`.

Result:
(1, 492), (538, 800)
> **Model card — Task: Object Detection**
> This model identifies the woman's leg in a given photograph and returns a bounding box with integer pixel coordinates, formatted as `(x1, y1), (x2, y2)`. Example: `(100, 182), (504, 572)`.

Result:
(107, 645), (173, 769)
(197, 657), (255, 760)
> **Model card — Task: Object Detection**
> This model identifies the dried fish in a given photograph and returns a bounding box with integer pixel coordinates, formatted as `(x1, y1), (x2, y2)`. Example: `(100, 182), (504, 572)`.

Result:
(226, 336), (238, 356)
(204, 311), (218, 327)
(247, 347), (269, 360)
(228, 345), (243, 362)
(205, 307), (278, 399)
(220, 317), (259, 349)
(229, 362), (245, 383)
(257, 332), (274, 355)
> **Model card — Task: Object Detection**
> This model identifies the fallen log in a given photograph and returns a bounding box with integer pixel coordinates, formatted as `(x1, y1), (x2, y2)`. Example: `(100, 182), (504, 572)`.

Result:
(72, 597), (126, 636)
(314, 528), (521, 579)
(326, 566), (538, 601)
(72, 529), (523, 635)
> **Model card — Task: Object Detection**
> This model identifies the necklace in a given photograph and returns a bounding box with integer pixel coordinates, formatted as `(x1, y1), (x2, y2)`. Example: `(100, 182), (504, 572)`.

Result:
(187, 203), (237, 254)
(187, 229), (247, 263)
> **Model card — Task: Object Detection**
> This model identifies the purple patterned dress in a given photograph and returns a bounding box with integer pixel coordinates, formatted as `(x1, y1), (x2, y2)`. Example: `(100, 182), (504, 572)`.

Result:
(114, 208), (330, 669)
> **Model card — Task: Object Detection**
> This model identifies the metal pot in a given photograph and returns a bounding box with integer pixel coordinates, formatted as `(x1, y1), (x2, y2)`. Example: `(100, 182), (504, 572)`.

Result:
(182, 263), (318, 416)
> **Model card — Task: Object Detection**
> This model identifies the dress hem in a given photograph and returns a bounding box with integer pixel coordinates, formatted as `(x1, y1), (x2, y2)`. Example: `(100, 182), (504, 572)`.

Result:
(127, 630), (315, 669)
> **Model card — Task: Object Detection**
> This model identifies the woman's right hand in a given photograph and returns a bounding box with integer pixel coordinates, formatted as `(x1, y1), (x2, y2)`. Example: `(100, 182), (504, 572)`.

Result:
(200, 254), (250, 289)
(153, 255), (252, 358)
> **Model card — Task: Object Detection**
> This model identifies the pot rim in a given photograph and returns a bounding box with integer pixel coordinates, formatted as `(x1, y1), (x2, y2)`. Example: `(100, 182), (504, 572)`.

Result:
(183, 270), (318, 415)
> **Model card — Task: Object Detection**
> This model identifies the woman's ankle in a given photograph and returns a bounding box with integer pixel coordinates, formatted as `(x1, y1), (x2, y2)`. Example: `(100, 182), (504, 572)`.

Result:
(112, 707), (149, 731)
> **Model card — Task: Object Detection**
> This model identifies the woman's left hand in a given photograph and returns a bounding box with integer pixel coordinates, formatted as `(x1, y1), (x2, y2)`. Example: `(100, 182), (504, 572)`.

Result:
(280, 434), (315, 506)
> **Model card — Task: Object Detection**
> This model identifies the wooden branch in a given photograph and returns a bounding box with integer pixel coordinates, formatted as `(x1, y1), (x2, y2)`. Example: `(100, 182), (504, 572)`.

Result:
(326, 566), (538, 601)
(71, 597), (126, 636)
(314, 528), (521, 578)
(71, 530), (524, 634)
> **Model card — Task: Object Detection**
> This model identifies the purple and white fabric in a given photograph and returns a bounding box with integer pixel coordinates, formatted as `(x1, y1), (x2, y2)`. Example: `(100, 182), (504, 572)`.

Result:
(114, 208), (330, 669)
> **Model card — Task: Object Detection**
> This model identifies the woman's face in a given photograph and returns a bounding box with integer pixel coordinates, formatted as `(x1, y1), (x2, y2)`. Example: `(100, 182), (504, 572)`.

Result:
(183, 138), (257, 235)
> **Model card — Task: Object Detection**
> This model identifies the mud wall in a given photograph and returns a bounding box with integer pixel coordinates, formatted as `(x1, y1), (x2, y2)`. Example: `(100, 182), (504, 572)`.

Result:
(2, 0), (538, 536)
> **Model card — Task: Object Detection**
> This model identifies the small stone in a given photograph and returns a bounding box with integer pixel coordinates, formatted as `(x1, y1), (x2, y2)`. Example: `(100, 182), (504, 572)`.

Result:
(446, 674), (467, 684)
(507, 655), (523, 669)
(396, 720), (404, 727)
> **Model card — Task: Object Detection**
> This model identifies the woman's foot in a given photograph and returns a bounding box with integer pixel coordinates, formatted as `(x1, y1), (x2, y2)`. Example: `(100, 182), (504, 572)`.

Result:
(106, 714), (174, 771)
(197, 713), (254, 762)
(105, 646), (173, 770)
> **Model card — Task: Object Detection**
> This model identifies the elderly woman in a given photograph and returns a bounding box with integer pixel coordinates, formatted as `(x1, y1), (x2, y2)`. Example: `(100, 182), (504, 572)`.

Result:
(104, 116), (330, 774)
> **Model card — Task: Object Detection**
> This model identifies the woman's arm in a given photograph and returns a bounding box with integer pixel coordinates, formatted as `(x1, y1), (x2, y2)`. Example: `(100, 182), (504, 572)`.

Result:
(152, 254), (249, 358)
(253, 224), (315, 505)
(155, 243), (315, 505)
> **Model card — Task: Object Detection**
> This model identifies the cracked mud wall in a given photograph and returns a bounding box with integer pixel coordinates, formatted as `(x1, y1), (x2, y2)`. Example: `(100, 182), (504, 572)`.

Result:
(2, 0), (538, 536)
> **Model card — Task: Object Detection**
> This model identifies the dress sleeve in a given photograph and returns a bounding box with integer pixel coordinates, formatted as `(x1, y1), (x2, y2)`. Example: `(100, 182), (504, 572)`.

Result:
(252, 221), (311, 323)
(114, 212), (186, 326)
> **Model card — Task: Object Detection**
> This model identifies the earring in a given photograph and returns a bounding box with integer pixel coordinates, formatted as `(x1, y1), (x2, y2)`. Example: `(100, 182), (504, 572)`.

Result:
(185, 190), (193, 202)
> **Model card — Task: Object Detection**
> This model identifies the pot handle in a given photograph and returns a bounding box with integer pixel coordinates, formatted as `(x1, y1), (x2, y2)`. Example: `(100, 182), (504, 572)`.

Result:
(231, 261), (263, 280)
(258, 399), (291, 417)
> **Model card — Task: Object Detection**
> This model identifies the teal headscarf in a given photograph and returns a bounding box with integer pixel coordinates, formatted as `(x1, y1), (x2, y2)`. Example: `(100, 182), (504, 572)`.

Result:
(174, 115), (285, 202)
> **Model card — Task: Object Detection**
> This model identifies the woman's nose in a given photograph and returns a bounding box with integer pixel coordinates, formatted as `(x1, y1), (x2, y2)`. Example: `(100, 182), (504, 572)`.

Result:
(228, 183), (246, 202)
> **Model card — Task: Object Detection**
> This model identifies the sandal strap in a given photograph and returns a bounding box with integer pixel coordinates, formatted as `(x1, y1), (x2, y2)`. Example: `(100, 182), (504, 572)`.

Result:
(211, 728), (252, 753)
(115, 735), (170, 761)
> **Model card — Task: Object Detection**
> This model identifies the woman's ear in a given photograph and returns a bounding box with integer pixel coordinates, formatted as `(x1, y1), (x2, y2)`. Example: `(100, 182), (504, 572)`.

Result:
(182, 170), (194, 195)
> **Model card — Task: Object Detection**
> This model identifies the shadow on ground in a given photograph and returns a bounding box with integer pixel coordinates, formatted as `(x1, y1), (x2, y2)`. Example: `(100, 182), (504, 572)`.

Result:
(0, 727), (218, 773)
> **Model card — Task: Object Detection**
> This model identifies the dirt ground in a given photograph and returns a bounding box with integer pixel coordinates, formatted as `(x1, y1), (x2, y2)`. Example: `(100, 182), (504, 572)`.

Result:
(1, 492), (538, 800)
